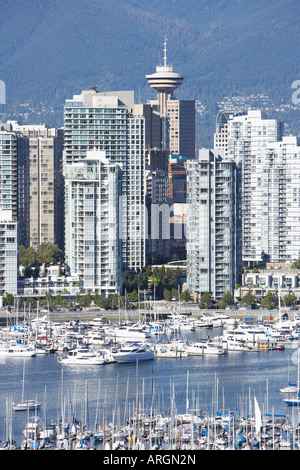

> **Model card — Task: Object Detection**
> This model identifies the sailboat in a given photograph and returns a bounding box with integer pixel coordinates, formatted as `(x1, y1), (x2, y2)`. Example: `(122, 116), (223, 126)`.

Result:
(283, 391), (300, 406)
(280, 355), (298, 393)
(284, 350), (300, 406)
(12, 361), (41, 411)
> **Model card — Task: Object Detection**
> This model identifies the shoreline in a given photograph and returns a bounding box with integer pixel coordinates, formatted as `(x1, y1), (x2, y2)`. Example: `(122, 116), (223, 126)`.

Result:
(0, 303), (284, 325)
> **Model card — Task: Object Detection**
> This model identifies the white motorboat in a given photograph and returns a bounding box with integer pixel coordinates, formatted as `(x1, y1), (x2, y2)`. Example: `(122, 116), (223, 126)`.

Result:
(185, 341), (205, 356)
(84, 331), (105, 345)
(105, 324), (150, 342)
(89, 317), (109, 328)
(113, 343), (154, 363)
(97, 346), (118, 363)
(194, 319), (213, 329)
(225, 339), (255, 352)
(155, 341), (188, 358)
(202, 340), (226, 355)
(0, 341), (36, 357)
(57, 347), (106, 365)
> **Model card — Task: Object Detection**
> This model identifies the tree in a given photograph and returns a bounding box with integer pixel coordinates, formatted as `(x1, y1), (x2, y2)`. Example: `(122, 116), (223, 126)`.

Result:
(40, 291), (55, 311)
(199, 292), (213, 309)
(171, 287), (179, 300)
(127, 290), (138, 302)
(219, 291), (234, 309)
(2, 292), (14, 306)
(180, 289), (191, 302)
(291, 259), (300, 269)
(261, 291), (278, 309)
(241, 292), (257, 307)
(19, 245), (39, 277)
(283, 293), (297, 307)
(163, 288), (172, 301)
(36, 242), (64, 265)
(55, 294), (68, 308)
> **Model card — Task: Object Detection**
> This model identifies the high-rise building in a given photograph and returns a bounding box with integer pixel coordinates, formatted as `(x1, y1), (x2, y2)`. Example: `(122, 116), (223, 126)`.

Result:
(167, 100), (195, 159)
(226, 109), (284, 266)
(27, 132), (64, 250)
(0, 122), (64, 250)
(214, 111), (244, 156)
(145, 168), (170, 264)
(0, 209), (18, 296)
(64, 151), (122, 295)
(63, 88), (146, 288)
(186, 149), (242, 300)
(0, 130), (18, 217)
(261, 136), (300, 264)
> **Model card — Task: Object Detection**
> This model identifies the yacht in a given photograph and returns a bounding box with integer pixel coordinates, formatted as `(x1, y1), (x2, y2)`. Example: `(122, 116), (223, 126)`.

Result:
(224, 339), (255, 352)
(84, 331), (106, 345)
(113, 343), (154, 363)
(185, 341), (205, 356)
(105, 324), (150, 342)
(57, 347), (106, 365)
(155, 340), (188, 358)
(0, 340), (37, 357)
(89, 317), (109, 328)
(97, 346), (118, 363)
(202, 340), (226, 355)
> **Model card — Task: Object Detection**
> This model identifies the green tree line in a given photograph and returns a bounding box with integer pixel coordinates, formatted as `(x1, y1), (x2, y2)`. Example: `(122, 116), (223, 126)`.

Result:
(199, 290), (297, 310)
(19, 243), (64, 277)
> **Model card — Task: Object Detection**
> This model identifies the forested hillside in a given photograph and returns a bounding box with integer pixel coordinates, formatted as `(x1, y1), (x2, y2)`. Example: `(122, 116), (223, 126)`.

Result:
(0, 0), (299, 146)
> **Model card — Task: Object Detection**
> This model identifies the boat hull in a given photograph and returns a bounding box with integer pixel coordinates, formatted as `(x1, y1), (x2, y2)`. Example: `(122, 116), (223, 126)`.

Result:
(114, 351), (154, 363)
(13, 402), (41, 411)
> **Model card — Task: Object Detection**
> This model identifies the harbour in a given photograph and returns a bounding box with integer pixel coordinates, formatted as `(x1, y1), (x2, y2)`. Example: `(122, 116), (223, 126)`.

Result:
(1, 306), (300, 450)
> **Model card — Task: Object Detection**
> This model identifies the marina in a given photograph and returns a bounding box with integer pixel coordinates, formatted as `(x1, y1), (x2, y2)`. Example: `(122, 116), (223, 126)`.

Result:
(1, 308), (300, 450)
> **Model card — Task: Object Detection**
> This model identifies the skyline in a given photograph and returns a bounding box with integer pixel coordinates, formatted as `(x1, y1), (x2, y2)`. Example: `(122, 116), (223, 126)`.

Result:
(0, 1), (300, 304)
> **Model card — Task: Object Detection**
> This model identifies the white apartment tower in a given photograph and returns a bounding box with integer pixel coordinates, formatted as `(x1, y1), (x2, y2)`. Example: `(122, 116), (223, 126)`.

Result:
(64, 151), (122, 295)
(226, 109), (283, 266)
(63, 89), (146, 291)
(0, 209), (18, 295)
(261, 136), (300, 264)
(0, 130), (18, 217)
(186, 150), (242, 300)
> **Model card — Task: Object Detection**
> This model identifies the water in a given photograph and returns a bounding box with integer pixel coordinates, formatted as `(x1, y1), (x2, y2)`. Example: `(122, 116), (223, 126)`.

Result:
(0, 328), (298, 448)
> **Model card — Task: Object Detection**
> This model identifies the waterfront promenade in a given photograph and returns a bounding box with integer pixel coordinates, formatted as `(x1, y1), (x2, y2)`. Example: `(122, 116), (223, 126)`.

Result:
(0, 302), (280, 325)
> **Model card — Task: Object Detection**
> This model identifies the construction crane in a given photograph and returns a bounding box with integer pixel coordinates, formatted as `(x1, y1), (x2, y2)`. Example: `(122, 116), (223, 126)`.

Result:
(168, 161), (186, 199)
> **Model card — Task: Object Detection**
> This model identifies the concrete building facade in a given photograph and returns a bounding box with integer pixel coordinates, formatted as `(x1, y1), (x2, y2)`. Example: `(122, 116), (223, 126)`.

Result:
(64, 151), (122, 295)
(63, 89), (146, 292)
(226, 110), (284, 266)
(186, 149), (242, 300)
(0, 209), (18, 295)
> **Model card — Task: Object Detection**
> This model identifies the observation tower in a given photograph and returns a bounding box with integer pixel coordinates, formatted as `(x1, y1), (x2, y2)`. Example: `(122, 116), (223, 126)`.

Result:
(146, 38), (184, 116)
(146, 39), (184, 148)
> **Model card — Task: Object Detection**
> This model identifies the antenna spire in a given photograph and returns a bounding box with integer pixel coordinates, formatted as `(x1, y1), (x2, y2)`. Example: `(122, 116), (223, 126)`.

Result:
(163, 37), (168, 67)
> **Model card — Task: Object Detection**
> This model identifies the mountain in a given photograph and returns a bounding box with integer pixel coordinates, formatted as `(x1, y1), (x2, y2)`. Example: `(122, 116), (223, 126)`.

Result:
(0, 0), (299, 147)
